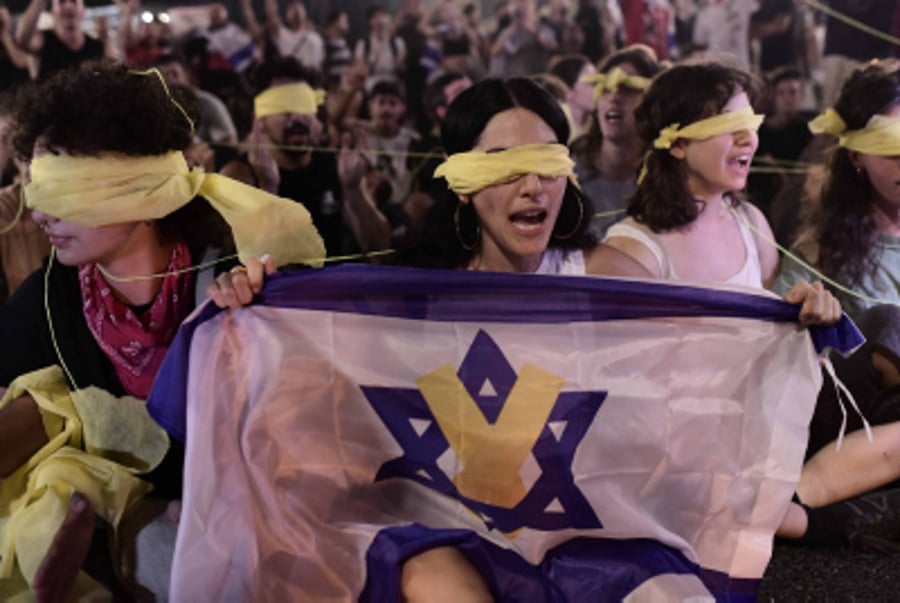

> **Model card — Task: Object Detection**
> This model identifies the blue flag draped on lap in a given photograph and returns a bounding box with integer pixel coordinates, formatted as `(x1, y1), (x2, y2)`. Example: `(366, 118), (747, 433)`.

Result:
(148, 265), (860, 602)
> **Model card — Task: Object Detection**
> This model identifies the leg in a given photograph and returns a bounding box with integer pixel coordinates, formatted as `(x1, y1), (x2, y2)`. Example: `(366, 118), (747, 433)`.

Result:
(798, 421), (900, 508)
(775, 502), (808, 538)
(32, 493), (94, 603)
(401, 546), (492, 603)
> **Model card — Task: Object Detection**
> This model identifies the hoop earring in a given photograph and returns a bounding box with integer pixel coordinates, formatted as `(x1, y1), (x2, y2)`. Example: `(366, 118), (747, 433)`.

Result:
(553, 193), (585, 241)
(454, 202), (479, 251)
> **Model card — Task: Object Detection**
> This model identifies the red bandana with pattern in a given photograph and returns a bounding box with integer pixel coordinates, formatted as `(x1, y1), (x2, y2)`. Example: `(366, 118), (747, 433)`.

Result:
(80, 242), (195, 399)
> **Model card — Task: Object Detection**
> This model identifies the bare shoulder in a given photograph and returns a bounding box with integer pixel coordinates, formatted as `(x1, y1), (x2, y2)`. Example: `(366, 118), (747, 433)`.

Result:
(584, 243), (653, 278)
(593, 237), (660, 278)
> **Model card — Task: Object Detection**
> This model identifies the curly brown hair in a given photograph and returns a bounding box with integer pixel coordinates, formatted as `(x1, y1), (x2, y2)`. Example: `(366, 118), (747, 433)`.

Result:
(13, 60), (230, 252)
(627, 62), (758, 232)
(808, 61), (900, 288)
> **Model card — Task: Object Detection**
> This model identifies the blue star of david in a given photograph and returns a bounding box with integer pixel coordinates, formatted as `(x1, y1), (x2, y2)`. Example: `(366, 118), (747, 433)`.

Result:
(361, 330), (607, 533)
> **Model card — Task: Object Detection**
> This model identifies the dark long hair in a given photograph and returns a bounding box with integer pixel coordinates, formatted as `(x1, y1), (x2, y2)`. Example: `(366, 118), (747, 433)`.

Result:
(569, 44), (662, 163)
(394, 77), (593, 269)
(628, 62), (757, 231)
(808, 61), (900, 288)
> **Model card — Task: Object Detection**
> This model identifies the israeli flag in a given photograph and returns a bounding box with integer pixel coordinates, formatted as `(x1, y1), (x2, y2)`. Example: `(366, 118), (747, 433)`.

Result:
(149, 266), (859, 602)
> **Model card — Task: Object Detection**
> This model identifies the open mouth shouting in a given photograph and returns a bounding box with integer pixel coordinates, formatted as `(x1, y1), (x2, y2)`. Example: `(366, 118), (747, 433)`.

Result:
(727, 154), (752, 174)
(510, 208), (549, 235)
(604, 110), (624, 125)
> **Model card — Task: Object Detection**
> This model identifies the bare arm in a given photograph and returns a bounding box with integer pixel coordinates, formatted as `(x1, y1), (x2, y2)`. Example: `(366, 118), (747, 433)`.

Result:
(338, 131), (392, 252)
(585, 243), (653, 278)
(238, 0), (263, 42)
(263, 0), (282, 41)
(600, 236), (662, 278)
(0, 8), (30, 69)
(15, 0), (46, 50)
(114, 0), (135, 54)
(0, 394), (48, 478)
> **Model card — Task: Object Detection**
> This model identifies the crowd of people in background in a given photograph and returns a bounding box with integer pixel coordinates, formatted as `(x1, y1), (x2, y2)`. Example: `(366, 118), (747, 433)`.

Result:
(0, 0), (898, 300)
(2, 0), (900, 597)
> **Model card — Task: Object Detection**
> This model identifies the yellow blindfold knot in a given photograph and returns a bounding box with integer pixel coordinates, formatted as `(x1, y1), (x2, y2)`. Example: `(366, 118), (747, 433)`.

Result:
(808, 108), (847, 137)
(26, 152), (325, 267)
(255, 83), (326, 117)
(810, 110), (900, 156)
(582, 67), (651, 102)
(433, 143), (577, 195)
(652, 106), (764, 150)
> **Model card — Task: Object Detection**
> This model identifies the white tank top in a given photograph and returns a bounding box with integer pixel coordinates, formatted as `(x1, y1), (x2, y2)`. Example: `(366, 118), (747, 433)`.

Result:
(604, 205), (764, 288)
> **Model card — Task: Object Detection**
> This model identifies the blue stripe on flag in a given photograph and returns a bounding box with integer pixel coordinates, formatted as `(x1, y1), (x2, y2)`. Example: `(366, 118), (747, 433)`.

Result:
(360, 525), (758, 602)
(148, 265), (861, 442)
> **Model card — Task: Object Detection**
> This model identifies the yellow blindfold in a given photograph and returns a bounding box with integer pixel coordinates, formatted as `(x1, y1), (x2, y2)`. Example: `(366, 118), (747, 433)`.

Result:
(26, 152), (325, 267)
(653, 106), (764, 150)
(433, 143), (577, 195)
(255, 83), (326, 117)
(582, 67), (651, 102)
(809, 108), (900, 156)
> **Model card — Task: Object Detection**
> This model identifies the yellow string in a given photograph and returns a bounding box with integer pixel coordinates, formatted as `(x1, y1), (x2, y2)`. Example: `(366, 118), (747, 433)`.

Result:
(727, 202), (900, 308)
(208, 140), (445, 160)
(43, 248), (79, 389)
(801, 0), (900, 47)
(94, 249), (397, 283)
(0, 184), (26, 235)
(129, 68), (196, 136)
(748, 166), (810, 174)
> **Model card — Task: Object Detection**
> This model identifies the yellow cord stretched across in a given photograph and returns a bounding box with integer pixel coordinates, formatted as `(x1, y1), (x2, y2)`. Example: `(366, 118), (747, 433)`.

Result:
(43, 248), (79, 390)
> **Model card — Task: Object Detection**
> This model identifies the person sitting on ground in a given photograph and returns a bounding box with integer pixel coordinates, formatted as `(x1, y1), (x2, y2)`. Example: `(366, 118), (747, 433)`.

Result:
(570, 44), (663, 239)
(772, 60), (900, 319)
(746, 65), (816, 219)
(208, 75), (843, 600)
(0, 60), (323, 601)
(221, 57), (391, 256)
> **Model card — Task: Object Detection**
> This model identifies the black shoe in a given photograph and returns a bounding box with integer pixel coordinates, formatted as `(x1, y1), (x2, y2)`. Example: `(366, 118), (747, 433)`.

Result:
(806, 488), (900, 553)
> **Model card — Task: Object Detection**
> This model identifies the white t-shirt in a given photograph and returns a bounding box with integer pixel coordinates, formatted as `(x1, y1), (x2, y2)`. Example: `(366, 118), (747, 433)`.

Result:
(276, 28), (325, 72)
(367, 126), (419, 205)
(693, 0), (758, 69)
(354, 35), (407, 87)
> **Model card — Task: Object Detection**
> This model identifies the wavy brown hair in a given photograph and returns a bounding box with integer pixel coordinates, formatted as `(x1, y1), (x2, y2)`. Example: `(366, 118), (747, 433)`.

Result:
(627, 62), (758, 231)
(806, 61), (900, 288)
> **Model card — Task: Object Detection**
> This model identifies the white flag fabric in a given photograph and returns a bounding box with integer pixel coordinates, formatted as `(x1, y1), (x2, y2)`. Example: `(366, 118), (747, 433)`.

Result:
(149, 266), (860, 602)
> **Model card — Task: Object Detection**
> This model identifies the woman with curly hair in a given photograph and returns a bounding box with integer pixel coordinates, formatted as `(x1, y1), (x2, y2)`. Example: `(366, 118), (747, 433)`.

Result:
(0, 61), (323, 600)
(568, 44), (662, 238)
(772, 60), (900, 319)
(603, 61), (836, 319)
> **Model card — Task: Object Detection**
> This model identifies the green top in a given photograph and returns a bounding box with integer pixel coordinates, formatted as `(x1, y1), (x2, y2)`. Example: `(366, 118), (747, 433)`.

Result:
(770, 234), (900, 321)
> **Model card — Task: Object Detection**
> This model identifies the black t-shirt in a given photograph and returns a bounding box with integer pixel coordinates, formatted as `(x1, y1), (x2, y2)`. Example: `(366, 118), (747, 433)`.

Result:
(275, 151), (345, 257)
(757, 111), (816, 161)
(39, 30), (104, 79)
(0, 258), (190, 496)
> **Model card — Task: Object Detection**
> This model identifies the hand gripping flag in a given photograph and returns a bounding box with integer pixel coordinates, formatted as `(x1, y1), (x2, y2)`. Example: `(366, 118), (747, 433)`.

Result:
(148, 265), (860, 602)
